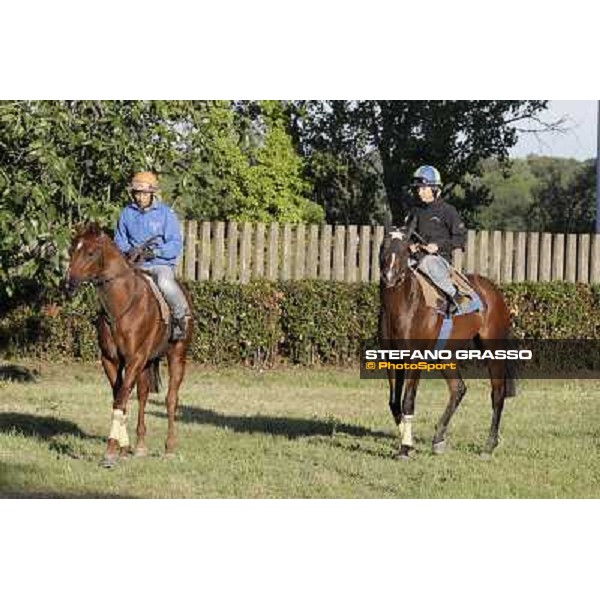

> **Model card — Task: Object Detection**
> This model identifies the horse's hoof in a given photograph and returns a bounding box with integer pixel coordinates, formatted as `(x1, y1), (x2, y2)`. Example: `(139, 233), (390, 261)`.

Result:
(99, 455), (118, 469)
(164, 452), (177, 460)
(119, 447), (132, 460)
(393, 446), (412, 461)
(432, 440), (447, 455)
(479, 451), (493, 461)
(133, 447), (148, 458)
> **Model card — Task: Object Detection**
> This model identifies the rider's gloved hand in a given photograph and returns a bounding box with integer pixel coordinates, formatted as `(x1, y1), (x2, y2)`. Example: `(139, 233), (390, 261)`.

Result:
(126, 246), (156, 263)
(140, 247), (155, 261)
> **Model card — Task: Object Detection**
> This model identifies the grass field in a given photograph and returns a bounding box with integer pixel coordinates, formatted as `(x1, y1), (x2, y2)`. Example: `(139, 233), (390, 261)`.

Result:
(1, 360), (600, 498)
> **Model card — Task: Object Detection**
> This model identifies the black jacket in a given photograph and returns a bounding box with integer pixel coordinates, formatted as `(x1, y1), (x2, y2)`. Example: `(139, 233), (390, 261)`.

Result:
(408, 199), (466, 261)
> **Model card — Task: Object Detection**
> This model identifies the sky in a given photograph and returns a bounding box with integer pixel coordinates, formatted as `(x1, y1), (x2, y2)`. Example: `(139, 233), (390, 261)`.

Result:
(510, 100), (598, 160)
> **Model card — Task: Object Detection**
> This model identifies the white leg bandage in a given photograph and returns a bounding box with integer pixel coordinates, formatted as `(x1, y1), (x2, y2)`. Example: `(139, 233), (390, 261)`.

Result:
(108, 409), (130, 448)
(400, 415), (413, 447)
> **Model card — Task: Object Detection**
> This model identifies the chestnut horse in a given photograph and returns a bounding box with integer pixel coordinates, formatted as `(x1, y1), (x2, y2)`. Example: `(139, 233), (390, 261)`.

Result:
(379, 224), (516, 459)
(65, 223), (192, 467)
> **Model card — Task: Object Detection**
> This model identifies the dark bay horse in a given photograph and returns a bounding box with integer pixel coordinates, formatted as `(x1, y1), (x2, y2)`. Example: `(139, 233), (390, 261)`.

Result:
(65, 223), (192, 467)
(379, 225), (516, 459)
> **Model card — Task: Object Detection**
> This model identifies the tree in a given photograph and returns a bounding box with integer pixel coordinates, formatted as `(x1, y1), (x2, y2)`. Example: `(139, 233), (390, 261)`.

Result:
(527, 156), (595, 233)
(474, 158), (538, 230)
(0, 100), (322, 306)
(291, 101), (554, 225)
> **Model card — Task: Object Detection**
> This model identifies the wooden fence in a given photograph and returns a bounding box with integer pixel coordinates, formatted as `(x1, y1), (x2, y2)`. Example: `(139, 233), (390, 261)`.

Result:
(176, 221), (600, 284)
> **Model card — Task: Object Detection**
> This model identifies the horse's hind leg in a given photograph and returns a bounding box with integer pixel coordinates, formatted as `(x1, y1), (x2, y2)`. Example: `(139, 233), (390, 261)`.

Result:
(133, 367), (151, 458)
(164, 344), (187, 456)
(483, 360), (506, 456)
(432, 369), (467, 455)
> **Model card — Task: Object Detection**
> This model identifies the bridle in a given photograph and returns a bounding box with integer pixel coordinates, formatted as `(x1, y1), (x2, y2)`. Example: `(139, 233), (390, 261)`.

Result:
(69, 239), (141, 324)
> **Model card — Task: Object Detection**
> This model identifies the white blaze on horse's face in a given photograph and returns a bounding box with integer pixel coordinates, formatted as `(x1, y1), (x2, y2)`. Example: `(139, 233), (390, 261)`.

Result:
(386, 253), (396, 283)
(383, 231), (405, 285)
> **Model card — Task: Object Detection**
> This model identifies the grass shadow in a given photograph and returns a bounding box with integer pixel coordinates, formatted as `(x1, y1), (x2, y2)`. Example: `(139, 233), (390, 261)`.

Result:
(149, 404), (393, 441)
(0, 462), (132, 498)
(0, 364), (39, 382)
(0, 412), (103, 442)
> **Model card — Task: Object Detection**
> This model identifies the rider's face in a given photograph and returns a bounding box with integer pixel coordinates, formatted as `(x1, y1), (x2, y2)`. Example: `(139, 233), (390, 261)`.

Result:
(417, 186), (435, 203)
(132, 190), (153, 210)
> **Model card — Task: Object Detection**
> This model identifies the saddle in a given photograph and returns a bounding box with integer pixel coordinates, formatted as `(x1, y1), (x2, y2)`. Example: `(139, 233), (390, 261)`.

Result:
(413, 267), (479, 316)
(139, 272), (171, 327)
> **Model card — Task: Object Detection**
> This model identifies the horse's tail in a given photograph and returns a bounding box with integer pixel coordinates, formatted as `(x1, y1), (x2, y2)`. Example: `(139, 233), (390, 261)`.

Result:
(148, 357), (162, 393)
(504, 331), (518, 398)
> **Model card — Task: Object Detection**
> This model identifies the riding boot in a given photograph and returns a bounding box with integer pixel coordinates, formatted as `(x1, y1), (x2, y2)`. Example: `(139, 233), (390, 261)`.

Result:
(451, 292), (471, 315)
(171, 316), (188, 341)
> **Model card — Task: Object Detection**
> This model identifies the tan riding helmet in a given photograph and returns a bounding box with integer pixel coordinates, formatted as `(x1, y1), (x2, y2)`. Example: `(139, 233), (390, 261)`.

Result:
(129, 171), (159, 193)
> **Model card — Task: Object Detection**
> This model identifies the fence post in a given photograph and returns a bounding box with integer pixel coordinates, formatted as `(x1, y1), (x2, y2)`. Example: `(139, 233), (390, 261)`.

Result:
(345, 225), (358, 282)
(565, 234), (577, 283)
(539, 233), (552, 282)
(578, 234), (590, 283)
(371, 226), (384, 282)
(333, 225), (345, 282)
(514, 232), (526, 282)
(184, 220), (197, 281)
(591, 234), (600, 284)
(212, 222), (225, 281)
(176, 220), (184, 278)
(466, 230), (476, 273)
(552, 233), (564, 281)
(490, 230), (502, 281)
(281, 224), (292, 281)
(254, 222), (265, 279)
(239, 222), (252, 283)
(526, 232), (540, 282)
(226, 221), (239, 281)
(359, 225), (371, 282)
(198, 221), (211, 281)
(307, 224), (319, 279)
(267, 222), (279, 281)
(294, 224), (306, 280)
(320, 224), (332, 280)
(502, 231), (514, 283)
(478, 230), (489, 276)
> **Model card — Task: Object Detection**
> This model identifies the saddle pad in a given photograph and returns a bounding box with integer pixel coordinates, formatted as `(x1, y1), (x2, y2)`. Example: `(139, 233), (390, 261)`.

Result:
(140, 273), (171, 325)
(413, 269), (478, 310)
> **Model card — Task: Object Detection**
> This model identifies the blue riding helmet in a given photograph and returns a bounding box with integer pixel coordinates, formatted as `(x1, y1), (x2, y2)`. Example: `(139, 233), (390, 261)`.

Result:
(411, 165), (442, 188)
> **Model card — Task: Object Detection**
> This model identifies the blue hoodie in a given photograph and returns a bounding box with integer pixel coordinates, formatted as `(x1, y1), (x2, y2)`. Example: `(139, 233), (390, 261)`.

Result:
(114, 199), (182, 268)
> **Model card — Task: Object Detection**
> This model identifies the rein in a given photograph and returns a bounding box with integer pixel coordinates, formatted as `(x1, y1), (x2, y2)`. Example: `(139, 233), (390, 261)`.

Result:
(96, 270), (142, 326)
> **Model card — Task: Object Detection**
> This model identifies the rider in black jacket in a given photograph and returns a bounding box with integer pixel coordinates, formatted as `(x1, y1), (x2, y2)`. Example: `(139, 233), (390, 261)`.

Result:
(406, 165), (469, 310)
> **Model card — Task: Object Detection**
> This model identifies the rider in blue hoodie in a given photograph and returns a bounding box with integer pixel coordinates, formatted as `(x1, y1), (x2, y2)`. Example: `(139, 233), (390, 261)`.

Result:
(114, 171), (190, 340)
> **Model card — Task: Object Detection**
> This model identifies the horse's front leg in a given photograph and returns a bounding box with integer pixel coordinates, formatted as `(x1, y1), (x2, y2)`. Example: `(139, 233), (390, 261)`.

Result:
(101, 355), (147, 468)
(387, 368), (404, 426)
(396, 372), (421, 460)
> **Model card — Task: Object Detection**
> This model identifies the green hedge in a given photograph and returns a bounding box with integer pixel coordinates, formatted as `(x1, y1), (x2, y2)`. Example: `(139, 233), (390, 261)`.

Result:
(1, 281), (599, 364)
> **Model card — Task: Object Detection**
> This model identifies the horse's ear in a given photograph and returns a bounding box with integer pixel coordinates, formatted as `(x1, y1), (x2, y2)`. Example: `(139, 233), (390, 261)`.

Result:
(88, 222), (102, 235)
(72, 221), (86, 236)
